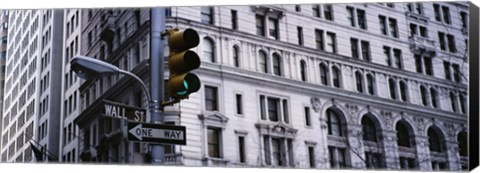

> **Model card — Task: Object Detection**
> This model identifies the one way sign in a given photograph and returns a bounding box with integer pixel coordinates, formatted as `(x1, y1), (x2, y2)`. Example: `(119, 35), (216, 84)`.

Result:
(127, 122), (187, 145)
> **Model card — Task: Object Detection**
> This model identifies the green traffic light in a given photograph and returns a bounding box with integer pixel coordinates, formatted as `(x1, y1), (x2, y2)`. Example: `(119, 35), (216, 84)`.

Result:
(177, 80), (188, 95)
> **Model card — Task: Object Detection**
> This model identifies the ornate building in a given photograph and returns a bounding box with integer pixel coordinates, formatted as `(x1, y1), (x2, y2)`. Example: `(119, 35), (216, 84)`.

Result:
(74, 2), (469, 171)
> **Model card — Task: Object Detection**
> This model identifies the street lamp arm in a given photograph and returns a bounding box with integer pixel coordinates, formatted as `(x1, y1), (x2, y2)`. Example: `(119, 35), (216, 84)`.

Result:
(118, 69), (153, 104)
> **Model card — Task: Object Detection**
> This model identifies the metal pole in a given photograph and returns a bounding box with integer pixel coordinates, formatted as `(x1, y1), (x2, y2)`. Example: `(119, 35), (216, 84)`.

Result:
(150, 7), (165, 164)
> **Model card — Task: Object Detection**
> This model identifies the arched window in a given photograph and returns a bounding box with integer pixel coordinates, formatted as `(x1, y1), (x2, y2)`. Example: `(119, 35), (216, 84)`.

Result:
(459, 93), (466, 113)
(362, 116), (377, 142)
(326, 109), (343, 136)
(450, 92), (457, 112)
(399, 81), (408, 102)
(428, 127), (443, 152)
(233, 46), (240, 67)
(457, 131), (468, 157)
(420, 85), (428, 106)
(319, 63), (329, 86)
(366, 74), (375, 95)
(259, 51), (268, 73)
(203, 38), (215, 63)
(355, 71), (364, 93)
(332, 66), (341, 88)
(431, 88), (438, 108)
(300, 60), (307, 81)
(396, 122), (411, 147)
(273, 53), (282, 76)
(389, 78), (397, 100)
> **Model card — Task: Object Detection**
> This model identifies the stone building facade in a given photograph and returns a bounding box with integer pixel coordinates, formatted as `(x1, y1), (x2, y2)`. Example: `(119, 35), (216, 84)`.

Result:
(73, 2), (469, 171)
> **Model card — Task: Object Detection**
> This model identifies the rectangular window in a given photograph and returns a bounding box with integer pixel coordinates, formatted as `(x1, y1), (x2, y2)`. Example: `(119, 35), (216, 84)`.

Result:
(207, 128), (221, 158)
(236, 94), (243, 115)
(282, 99), (289, 124)
(324, 4), (333, 21)
(419, 26), (427, 37)
(267, 98), (279, 122)
(238, 136), (246, 163)
(415, 54), (422, 73)
(205, 86), (218, 111)
(410, 23), (417, 36)
(442, 6), (450, 24)
(452, 64), (461, 83)
(231, 10), (237, 30)
(315, 29), (324, 51)
(433, 4), (441, 21)
(361, 41), (370, 61)
(260, 95), (266, 120)
(346, 6), (355, 27)
(295, 5), (301, 12)
(350, 38), (358, 59)
(383, 46), (391, 66)
(326, 32), (336, 53)
(460, 11), (468, 28)
(297, 26), (303, 46)
(388, 18), (398, 38)
(201, 7), (214, 24)
(447, 34), (456, 53)
(438, 32), (446, 50)
(393, 49), (402, 69)
(379, 15), (387, 35)
(304, 107), (311, 126)
(357, 9), (366, 29)
(256, 15), (265, 36)
(444, 61), (451, 80)
(424, 57), (433, 76)
(312, 5), (321, 18)
(268, 18), (279, 39)
(308, 146), (315, 168)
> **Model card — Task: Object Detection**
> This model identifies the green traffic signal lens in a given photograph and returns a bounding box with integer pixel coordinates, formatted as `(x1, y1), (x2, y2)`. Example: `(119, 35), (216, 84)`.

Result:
(177, 80), (189, 95)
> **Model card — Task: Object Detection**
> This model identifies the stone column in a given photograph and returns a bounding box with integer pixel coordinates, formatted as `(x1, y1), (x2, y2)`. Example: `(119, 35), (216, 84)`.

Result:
(414, 135), (431, 171)
(445, 140), (460, 171)
(382, 130), (400, 170)
(347, 124), (365, 169)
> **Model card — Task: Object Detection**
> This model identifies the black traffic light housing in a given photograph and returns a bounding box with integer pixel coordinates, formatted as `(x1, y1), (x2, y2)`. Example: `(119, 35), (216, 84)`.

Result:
(166, 28), (201, 100)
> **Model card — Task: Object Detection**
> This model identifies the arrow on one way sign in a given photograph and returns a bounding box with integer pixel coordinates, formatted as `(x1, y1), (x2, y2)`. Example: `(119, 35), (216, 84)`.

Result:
(127, 122), (187, 145)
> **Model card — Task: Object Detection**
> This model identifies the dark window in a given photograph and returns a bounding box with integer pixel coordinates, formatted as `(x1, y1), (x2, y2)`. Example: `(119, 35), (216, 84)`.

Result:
(304, 107), (311, 126)
(350, 38), (359, 59)
(431, 88), (438, 108)
(366, 74), (374, 95)
(384, 46), (391, 66)
(346, 6), (355, 27)
(459, 93), (466, 113)
(295, 5), (301, 12)
(273, 54), (282, 76)
(233, 46), (240, 67)
(379, 15), (387, 35)
(324, 5), (333, 21)
(415, 54), (422, 73)
(308, 146), (315, 168)
(444, 61), (451, 80)
(268, 98), (279, 122)
(238, 136), (246, 163)
(428, 128), (442, 152)
(399, 81), (408, 101)
(393, 49), (402, 69)
(201, 7), (214, 24)
(355, 72), (363, 93)
(420, 85), (428, 106)
(357, 9), (366, 29)
(282, 99), (289, 124)
(410, 23), (416, 36)
(319, 63), (329, 86)
(231, 10), (237, 30)
(438, 32), (446, 51)
(205, 86), (218, 111)
(361, 41), (370, 61)
(389, 78), (397, 100)
(165, 7), (172, 17)
(447, 34), (456, 53)
(452, 64), (460, 83)
(362, 116), (377, 142)
(207, 128), (221, 158)
(433, 4), (441, 21)
(326, 32), (337, 53)
(315, 29), (324, 51)
(442, 6), (450, 24)
(332, 66), (340, 88)
(268, 18), (279, 39)
(458, 131), (468, 157)
(419, 26), (427, 37)
(259, 51), (268, 73)
(255, 15), (265, 36)
(312, 5), (321, 18)
(450, 92), (457, 112)
(365, 152), (382, 168)
(424, 57), (432, 75)
(396, 122), (411, 147)
(400, 157), (416, 169)
(260, 95), (266, 120)
(236, 94), (243, 115)
(300, 60), (307, 81)
(389, 18), (398, 38)
(460, 11), (468, 28)
(327, 109), (342, 136)
(297, 26), (303, 46)
(329, 147), (346, 168)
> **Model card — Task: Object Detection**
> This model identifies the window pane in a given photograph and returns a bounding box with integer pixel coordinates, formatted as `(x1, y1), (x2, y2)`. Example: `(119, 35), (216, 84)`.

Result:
(207, 128), (220, 158)
(268, 98), (279, 122)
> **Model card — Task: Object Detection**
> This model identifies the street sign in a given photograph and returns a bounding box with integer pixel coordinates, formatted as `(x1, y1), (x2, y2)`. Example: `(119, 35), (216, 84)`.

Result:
(127, 122), (187, 145)
(103, 100), (146, 122)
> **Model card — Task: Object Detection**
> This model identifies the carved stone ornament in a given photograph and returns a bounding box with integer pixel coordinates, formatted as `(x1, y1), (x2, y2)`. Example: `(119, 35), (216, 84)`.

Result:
(443, 122), (456, 138)
(414, 117), (425, 134)
(383, 112), (393, 130)
(310, 97), (322, 113)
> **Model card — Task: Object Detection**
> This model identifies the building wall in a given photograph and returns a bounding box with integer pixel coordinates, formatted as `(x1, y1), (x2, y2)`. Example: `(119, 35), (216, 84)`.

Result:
(0, 10), (9, 154)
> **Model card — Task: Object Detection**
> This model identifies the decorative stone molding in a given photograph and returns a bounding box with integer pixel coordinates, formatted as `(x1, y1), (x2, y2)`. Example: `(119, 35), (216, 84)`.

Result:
(198, 111), (229, 128)
(255, 121), (298, 138)
(345, 103), (359, 124)
(310, 97), (322, 113)
(380, 110), (393, 130)
(414, 117), (426, 135)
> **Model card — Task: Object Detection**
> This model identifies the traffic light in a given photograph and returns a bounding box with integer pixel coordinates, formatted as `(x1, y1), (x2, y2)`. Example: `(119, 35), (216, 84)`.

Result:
(167, 28), (201, 100)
